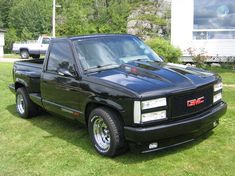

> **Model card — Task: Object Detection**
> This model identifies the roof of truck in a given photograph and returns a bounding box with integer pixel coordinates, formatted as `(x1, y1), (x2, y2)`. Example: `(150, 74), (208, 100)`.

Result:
(53, 34), (136, 41)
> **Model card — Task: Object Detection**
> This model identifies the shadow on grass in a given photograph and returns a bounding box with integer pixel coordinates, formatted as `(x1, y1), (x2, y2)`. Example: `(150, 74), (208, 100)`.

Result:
(115, 131), (213, 164)
(6, 104), (214, 164)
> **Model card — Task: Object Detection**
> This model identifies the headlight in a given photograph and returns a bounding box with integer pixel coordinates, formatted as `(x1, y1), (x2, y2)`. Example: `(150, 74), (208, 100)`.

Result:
(213, 92), (222, 103)
(141, 98), (166, 110)
(214, 82), (223, 92)
(134, 98), (167, 124)
(142, 110), (167, 122)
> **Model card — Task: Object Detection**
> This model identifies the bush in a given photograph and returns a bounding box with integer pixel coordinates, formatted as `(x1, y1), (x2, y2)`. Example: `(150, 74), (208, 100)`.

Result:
(187, 47), (208, 68)
(4, 28), (18, 53)
(145, 37), (182, 63)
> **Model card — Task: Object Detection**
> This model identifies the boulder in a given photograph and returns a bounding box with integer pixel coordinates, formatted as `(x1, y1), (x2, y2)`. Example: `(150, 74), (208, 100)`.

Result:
(127, 0), (171, 39)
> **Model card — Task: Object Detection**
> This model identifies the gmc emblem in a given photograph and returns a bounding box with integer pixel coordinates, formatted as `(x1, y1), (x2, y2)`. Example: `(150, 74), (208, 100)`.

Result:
(187, 97), (205, 107)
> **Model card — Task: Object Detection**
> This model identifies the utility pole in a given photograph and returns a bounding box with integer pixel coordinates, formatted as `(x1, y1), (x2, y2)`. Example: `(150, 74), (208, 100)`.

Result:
(52, 0), (56, 37)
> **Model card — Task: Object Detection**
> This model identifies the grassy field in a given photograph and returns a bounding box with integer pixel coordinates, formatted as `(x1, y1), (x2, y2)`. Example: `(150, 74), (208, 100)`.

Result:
(0, 63), (234, 176)
(3, 54), (20, 59)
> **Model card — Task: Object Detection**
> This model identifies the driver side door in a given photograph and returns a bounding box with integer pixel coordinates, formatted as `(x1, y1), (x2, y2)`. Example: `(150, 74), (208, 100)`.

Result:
(41, 40), (83, 120)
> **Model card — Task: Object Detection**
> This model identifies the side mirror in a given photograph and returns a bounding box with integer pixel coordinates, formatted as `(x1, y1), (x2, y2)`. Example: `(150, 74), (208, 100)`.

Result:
(159, 56), (165, 61)
(57, 68), (75, 77)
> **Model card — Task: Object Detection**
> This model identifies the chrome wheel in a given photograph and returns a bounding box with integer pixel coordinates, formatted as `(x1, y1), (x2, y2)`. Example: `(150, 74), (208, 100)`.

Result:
(92, 116), (111, 151)
(17, 94), (25, 114)
(20, 50), (29, 59)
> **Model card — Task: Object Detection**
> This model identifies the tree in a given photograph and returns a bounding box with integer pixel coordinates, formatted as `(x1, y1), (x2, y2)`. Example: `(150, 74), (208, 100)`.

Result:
(0, 0), (14, 28)
(8, 0), (51, 38)
(4, 28), (18, 53)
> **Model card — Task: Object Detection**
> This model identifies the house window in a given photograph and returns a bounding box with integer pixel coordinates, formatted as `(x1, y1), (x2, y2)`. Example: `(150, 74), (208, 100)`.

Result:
(193, 0), (235, 40)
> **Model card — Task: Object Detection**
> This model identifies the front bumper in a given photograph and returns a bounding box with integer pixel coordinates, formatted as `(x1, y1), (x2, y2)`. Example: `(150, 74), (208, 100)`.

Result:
(124, 101), (227, 153)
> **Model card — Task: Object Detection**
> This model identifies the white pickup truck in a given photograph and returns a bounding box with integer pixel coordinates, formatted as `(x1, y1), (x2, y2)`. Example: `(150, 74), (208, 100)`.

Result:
(12, 36), (52, 59)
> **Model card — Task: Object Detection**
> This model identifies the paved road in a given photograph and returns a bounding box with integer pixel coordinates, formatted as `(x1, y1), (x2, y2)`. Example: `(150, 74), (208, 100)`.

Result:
(0, 58), (24, 63)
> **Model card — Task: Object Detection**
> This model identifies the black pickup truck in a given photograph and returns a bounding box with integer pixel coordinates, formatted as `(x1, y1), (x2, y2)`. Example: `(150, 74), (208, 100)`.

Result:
(9, 34), (227, 157)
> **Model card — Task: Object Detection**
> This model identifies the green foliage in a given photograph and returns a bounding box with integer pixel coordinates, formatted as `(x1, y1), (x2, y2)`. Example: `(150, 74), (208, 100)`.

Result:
(137, 14), (167, 26)
(8, 0), (51, 38)
(0, 19), (3, 28)
(4, 28), (18, 53)
(57, 0), (130, 36)
(0, 0), (169, 53)
(0, 0), (14, 28)
(146, 37), (182, 63)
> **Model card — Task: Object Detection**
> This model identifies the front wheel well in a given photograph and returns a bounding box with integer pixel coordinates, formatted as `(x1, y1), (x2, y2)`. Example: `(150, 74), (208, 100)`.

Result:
(15, 82), (25, 90)
(84, 102), (124, 126)
(20, 48), (29, 52)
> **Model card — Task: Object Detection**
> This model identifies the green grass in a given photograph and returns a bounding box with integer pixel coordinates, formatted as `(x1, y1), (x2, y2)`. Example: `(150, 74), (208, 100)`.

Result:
(208, 67), (235, 85)
(0, 63), (234, 176)
(3, 54), (46, 59)
(3, 54), (20, 59)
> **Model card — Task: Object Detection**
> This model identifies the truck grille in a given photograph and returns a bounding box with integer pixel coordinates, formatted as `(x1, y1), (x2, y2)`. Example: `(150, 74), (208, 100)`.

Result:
(170, 85), (213, 119)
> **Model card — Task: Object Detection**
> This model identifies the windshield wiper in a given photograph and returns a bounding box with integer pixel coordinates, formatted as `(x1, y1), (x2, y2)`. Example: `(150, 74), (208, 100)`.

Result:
(84, 63), (120, 72)
(136, 58), (150, 62)
(135, 58), (162, 63)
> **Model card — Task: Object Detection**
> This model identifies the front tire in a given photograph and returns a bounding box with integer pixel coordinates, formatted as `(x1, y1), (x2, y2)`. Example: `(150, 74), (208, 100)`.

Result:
(16, 87), (39, 118)
(88, 107), (126, 157)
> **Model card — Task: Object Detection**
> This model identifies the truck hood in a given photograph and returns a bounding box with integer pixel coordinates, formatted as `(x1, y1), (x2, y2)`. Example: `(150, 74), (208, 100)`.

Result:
(88, 62), (218, 98)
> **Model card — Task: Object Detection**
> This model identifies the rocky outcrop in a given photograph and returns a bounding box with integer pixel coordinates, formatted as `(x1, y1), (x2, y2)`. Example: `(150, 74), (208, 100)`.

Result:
(127, 0), (171, 40)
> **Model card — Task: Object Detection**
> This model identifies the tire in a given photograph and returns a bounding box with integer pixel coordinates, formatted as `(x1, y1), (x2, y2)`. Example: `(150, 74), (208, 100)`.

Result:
(16, 87), (39, 118)
(88, 107), (126, 157)
(32, 54), (40, 59)
(20, 50), (29, 59)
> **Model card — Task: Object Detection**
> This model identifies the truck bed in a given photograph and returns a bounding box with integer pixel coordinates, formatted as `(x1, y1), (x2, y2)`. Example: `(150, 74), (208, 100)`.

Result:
(15, 59), (44, 68)
(13, 59), (44, 93)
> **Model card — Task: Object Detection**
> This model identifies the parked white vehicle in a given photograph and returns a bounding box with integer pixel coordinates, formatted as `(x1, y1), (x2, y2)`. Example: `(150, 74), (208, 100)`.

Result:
(12, 36), (52, 59)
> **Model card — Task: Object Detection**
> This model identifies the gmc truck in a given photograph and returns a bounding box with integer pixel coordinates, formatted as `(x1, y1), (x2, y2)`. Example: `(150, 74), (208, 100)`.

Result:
(12, 36), (52, 59)
(9, 34), (227, 157)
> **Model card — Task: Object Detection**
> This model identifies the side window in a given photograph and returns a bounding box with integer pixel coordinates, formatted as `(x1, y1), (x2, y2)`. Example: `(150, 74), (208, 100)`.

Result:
(47, 42), (76, 75)
(42, 38), (50, 44)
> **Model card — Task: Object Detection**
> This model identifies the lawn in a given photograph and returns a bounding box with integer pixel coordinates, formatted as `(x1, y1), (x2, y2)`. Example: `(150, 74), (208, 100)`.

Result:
(0, 63), (234, 176)
(3, 54), (20, 59)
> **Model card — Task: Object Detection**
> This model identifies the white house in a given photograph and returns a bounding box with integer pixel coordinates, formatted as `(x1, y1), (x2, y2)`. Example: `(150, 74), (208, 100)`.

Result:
(171, 0), (235, 62)
(0, 29), (6, 57)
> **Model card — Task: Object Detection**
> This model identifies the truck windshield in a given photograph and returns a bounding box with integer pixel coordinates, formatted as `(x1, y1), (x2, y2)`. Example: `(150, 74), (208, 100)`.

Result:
(74, 36), (163, 72)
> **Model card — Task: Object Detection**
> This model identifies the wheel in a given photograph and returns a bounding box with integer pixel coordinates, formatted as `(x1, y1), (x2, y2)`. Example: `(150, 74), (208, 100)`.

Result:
(16, 87), (39, 118)
(88, 107), (126, 157)
(32, 54), (40, 59)
(20, 50), (29, 59)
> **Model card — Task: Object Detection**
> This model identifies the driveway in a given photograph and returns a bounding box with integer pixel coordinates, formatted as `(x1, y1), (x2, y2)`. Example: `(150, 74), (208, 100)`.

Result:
(0, 58), (24, 63)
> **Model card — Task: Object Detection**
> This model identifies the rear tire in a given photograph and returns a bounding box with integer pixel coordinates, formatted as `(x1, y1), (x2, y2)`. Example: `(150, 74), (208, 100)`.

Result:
(32, 54), (40, 59)
(88, 107), (126, 157)
(20, 50), (29, 59)
(16, 87), (39, 118)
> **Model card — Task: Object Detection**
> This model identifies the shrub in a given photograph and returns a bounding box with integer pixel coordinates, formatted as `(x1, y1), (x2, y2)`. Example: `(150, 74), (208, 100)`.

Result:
(145, 37), (182, 63)
(187, 47), (208, 68)
(4, 28), (18, 53)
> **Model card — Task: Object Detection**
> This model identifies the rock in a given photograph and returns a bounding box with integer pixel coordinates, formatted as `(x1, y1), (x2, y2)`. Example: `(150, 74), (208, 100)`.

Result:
(127, 0), (171, 39)
(137, 20), (152, 29)
(127, 20), (138, 28)
(127, 28), (140, 35)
